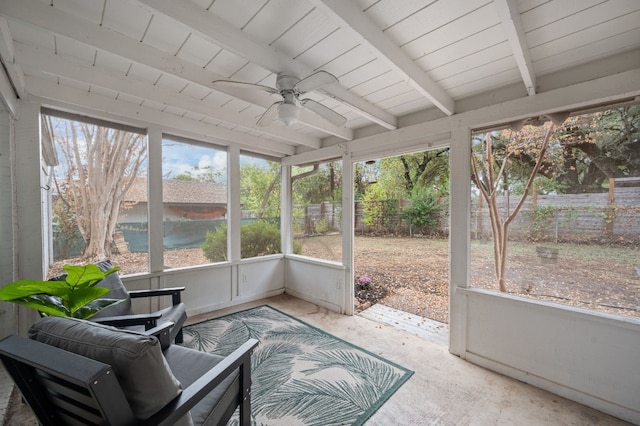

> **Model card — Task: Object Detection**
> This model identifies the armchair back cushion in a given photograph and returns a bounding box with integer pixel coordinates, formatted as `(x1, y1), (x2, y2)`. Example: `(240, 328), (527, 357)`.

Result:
(90, 259), (133, 317)
(48, 259), (133, 317)
(28, 316), (182, 420)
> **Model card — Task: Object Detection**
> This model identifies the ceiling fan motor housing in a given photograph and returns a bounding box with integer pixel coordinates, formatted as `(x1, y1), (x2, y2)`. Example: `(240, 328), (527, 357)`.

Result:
(275, 74), (301, 93)
(276, 74), (302, 125)
(213, 71), (344, 127)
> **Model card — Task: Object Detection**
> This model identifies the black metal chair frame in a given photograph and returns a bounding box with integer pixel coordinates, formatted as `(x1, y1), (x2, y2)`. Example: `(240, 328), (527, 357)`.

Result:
(94, 286), (187, 343)
(0, 323), (258, 426)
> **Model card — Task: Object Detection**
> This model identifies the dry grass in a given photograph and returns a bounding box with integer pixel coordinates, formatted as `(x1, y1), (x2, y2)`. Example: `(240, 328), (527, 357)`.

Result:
(51, 236), (640, 324)
(298, 235), (640, 323)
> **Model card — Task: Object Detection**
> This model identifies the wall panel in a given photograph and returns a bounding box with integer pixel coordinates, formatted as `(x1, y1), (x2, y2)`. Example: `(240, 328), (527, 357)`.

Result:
(459, 288), (640, 424)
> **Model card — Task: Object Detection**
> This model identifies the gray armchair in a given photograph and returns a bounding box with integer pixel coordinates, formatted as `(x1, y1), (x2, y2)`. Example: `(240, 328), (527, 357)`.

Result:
(52, 259), (187, 344)
(0, 316), (258, 425)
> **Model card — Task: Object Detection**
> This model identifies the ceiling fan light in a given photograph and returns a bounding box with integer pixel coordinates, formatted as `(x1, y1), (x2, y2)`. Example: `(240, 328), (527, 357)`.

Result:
(278, 102), (300, 126)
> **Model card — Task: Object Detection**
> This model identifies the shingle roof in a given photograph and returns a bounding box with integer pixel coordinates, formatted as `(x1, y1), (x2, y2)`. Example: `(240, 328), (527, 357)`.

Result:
(125, 179), (227, 204)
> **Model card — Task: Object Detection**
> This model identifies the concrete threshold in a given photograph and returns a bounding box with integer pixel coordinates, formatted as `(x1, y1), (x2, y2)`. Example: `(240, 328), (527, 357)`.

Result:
(358, 303), (449, 346)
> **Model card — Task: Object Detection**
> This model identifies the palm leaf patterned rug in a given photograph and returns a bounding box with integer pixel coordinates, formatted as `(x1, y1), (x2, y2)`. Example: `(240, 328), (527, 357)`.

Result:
(182, 305), (413, 426)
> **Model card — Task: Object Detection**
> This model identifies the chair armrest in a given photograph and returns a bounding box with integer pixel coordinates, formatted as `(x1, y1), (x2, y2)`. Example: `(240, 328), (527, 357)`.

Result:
(93, 312), (162, 329)
(129, 287), (186, 305)
(143, 338), (259, 426)
(143, 322), (174, 350)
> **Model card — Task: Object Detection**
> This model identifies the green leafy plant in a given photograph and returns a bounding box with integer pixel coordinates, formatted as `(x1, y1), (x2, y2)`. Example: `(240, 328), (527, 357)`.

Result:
(0, 264), (123, 319)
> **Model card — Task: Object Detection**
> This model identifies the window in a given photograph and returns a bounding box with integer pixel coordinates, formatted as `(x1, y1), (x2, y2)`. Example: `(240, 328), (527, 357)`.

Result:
(239, 153), (281, 259)
(162, 136), (227, 268)
(293, 159), (342, 262)
(43, 109), (148, 276)
(470, 104), (640, 319)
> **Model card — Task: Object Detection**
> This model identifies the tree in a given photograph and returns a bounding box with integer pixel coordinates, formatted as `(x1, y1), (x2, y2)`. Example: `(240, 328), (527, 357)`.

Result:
(356, 150), (449, 234)
(499, 106), (640, 193)
(364, 150), (449, 201)
(240, 161), (280, 220)
(398, 150), (449, 192)
(47, 115), (147, 260)
(471, 124), (555, 292)
(556, 106), (640, 191)
(292, 161), (342, 205)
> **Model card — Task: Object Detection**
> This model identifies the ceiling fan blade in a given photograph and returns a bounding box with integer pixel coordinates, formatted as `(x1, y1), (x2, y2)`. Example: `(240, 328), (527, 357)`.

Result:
(294, 71), (339, 94)
(211, 80), (278, 95)
(257, 102), (282, 127)
(300, 99), (346, 127)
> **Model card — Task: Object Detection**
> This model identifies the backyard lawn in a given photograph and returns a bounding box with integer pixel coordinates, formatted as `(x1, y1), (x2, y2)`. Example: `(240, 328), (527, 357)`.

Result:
(298, 235), (640, 324)
(52, 235), (639, 324)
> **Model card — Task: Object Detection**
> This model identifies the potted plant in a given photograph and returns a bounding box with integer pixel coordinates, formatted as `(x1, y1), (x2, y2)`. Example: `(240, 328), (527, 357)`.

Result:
(0, 263), (124, 319)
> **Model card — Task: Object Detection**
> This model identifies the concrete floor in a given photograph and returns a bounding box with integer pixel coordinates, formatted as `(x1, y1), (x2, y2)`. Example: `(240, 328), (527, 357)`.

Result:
(2, 294), (633, 425)
(192, 294), (631, 426)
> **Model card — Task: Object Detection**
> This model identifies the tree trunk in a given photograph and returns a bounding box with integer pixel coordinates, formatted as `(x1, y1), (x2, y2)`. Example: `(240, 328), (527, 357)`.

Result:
(471, 125), (555, 292)
(51, 117), (147, 262)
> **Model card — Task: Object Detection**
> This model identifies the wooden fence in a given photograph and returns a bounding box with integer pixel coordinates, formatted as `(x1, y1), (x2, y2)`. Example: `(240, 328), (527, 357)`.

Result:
(471, 185), (640, 243)
(297, 181), (639, 243)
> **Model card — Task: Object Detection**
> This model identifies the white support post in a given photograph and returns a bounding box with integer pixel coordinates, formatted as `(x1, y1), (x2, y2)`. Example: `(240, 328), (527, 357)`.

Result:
(448, 120), (471, 357)
(228, 145), (241, 262)
(341, 152), (354, 315)
(147, 126), (164, 273)
(14, 100), (42, 334)
(280, 163), (292, 255)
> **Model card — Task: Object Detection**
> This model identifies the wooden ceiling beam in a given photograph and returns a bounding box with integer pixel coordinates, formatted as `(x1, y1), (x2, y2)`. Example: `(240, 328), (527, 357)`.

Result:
(310, 0), (456, 116)
(0, 0), (352, 141)
(16, 43), (322, 148)
(494, 0), (536, 96)
(137, 0), (397, 130)
(26, 76), (297, 157)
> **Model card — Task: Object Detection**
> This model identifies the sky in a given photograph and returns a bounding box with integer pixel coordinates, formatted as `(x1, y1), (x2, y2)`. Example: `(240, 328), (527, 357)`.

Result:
(162, 138), (268, 182)
(46, 114), (268, 182)
(162, 139), (227, 180)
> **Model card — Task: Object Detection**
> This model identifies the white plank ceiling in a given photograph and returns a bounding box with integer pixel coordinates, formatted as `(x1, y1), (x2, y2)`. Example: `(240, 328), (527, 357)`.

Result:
(0, 0), (639, 157)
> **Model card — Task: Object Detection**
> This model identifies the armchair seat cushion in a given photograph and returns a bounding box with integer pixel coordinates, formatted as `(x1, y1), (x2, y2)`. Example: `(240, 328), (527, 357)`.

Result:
(164, 345), (241, 425)
(28, 316), (183, 420)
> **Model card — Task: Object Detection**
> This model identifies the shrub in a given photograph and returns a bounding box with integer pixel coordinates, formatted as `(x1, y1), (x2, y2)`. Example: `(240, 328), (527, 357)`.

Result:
(402, 186), (442, 235)
(202, 225), (229, 262)
(241, 220), (281, 258)
(202, 220), (300, 262)
(314, 218), (331, 234)
(361, 184), (400, 232)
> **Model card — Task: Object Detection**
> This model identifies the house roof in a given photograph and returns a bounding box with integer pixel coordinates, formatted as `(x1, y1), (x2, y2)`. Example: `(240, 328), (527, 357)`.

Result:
(125, 179), (227, 204)
(0, 1), (639, 158)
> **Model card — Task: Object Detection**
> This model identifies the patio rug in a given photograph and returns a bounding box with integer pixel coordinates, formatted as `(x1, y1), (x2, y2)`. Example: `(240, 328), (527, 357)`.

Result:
(182, 305), (413, 426)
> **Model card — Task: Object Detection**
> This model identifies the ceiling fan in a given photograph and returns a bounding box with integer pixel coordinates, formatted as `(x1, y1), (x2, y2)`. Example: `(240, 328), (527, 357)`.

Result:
(212, 71), (347, 128)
